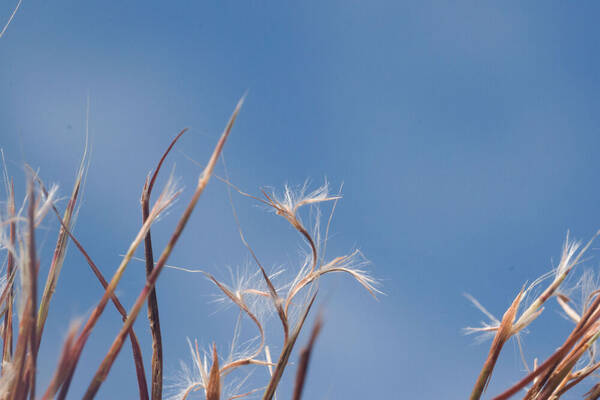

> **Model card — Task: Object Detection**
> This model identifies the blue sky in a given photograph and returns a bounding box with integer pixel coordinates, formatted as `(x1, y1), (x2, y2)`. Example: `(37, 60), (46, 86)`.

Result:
(2, 1), (600, 399)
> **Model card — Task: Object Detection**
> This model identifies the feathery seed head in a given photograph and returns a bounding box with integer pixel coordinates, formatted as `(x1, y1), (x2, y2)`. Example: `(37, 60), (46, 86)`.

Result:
(210, 265), (284, 323)
(265, 181), (340, 229)
(463, 293), (502, 342)
(555, 233), (582, 279)
(166, 339), (210, 400)
(153, 173), (183, 221)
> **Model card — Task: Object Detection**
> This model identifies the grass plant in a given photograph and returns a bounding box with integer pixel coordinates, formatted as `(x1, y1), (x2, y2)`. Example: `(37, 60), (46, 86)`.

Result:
(0, 98), (379, 399)
(467, 231), (600, 399)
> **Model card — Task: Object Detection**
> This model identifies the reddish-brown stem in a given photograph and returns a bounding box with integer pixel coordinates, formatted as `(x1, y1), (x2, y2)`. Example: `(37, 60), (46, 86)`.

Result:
(41, 323), (80, 400)
(557, 362), (600, 397)
(470, 290), (523, 400)
(292, 315), (323, 400)
(262, 292), (317, 400)
(141, 128), (187, 400)
(206, 344), (220, 400)
(10, 182), (38, 400)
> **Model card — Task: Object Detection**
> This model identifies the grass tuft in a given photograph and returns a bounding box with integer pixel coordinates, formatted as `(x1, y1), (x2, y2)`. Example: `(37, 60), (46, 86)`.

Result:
(467, 231), (600, 399)
(0, 97), (378, 400)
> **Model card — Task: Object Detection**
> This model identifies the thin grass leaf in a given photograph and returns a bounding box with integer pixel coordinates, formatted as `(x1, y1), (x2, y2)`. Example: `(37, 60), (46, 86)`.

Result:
(142, 128), (187, 400)
(292, 314), (323, 400)
(470, 288), (524, 400)
(262, 291), (317, 400)
(40, 321), (81, 400)
(26, 180), (38, 400)
(36, 139), (88, 347)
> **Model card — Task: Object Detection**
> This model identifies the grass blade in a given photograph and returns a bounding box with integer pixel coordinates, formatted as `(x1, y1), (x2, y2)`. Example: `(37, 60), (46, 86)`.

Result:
(36, 151), (86, 347)
(292, 315), (323, 400)
(141, 128), (187, 400)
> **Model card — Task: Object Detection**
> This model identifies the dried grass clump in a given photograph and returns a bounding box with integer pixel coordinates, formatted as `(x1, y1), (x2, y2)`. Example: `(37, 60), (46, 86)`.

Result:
(165, 178), (380, 400)
(0, 98), (379, 400)
(466, 231), (600, 400)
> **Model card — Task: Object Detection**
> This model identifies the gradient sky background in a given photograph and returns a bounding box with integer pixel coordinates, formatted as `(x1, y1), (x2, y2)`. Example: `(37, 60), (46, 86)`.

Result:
(2, 2), (600, 399)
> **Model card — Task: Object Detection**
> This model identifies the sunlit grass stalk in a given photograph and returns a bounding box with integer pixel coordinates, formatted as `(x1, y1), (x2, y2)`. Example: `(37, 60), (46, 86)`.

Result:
(262, 293), (317, 400)
(513, 232), (600, 335)
(470, 289), (524, 400)
(36, 148), (86, 347)
(26, 180), (38, 400)
(206, 344), (220, 400)
(9, 181), (39, 400)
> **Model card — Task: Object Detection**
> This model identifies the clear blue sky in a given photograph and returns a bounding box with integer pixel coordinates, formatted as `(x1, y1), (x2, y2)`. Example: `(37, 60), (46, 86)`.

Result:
(2, 2), (600, 399)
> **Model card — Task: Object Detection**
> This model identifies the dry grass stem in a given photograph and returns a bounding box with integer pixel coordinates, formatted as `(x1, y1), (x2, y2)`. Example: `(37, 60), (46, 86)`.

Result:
(292, 315), (323, 400)
(142, 128), (188, 400)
